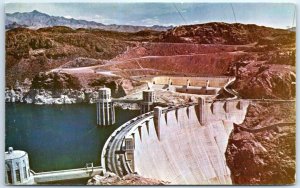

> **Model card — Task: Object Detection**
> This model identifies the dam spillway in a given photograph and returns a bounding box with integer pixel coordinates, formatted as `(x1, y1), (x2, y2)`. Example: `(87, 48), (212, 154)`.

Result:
(101, 99), (249, 185)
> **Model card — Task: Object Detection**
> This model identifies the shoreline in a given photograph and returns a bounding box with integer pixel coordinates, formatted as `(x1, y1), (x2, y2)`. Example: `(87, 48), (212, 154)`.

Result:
(5, 88), (140, 110)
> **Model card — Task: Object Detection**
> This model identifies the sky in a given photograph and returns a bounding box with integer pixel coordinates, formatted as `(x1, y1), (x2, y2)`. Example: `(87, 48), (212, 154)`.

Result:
(5, 3), (296, 29)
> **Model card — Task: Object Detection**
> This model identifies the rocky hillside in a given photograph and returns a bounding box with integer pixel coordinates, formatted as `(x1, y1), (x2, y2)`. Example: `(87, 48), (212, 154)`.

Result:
(158, 22), (295, 45)
(232, 63), (295, 99)
(6, 22), (295, 100)
(226, 102), (296, 184)
(5, 26), (160, 86)
(87, 173), (169, 185)
(31, 72), (81, 90)
(6, 10), (172, 32)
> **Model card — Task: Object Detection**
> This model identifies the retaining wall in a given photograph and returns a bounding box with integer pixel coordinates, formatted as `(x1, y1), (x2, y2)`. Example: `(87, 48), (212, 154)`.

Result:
(151, 76), (234, 87)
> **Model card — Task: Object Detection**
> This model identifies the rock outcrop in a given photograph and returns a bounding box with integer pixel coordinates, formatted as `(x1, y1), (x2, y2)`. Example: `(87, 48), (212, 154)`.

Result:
(232, 62), (295, 99)
(226, 103), (296, 185)
(158, 22), (295, 45)
(88, 77), (130, 98)
(5, 88), (98, 104)
(5, 71), (136, 105)
(31, 72), (81, 90)
(87, 172), (169, 185)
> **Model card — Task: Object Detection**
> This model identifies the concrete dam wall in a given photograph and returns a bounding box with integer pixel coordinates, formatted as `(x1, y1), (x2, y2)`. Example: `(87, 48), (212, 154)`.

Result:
(124, 100), (249, 185)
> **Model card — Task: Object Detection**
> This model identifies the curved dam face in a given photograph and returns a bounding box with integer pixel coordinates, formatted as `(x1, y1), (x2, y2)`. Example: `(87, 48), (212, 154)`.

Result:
(128, 100), (249, 185)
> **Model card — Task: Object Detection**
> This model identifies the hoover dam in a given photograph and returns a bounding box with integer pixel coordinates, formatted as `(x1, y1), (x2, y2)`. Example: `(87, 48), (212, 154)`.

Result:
(101, 98), (250, 185)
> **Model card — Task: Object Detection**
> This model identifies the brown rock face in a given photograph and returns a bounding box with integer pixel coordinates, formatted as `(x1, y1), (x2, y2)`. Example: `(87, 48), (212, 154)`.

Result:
(88, 78), (131, 98)
(87, 173), (169, 185)
(5, 26), (159, 86)
(31, 72), (81, 90)
(226, 103), (296, 185)
(158, 22), (295, 45)
(231, 61), (295, 100)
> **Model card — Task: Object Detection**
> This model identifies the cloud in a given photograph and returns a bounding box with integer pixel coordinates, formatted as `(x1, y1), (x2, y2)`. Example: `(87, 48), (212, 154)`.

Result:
(94, 15), (114, 22)
(63, 15), (73, 19)
(141, 18), (160, 26)
(76, 15), (117, 25)
(95, 15), (102, 19)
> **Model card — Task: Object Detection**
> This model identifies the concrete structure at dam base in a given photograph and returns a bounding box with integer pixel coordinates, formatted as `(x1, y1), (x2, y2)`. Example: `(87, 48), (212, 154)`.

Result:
(136, 76), (234, 96)
(5, 147), (104, 185)
(102, 97), (250, 185)
(5, 147), (34, 185)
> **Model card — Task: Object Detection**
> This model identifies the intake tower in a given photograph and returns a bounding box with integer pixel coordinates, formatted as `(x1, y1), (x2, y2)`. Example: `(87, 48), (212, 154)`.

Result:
(140, 88), (155, 114)
(5, 147), (34, 185)
(96, 87), (115, 126)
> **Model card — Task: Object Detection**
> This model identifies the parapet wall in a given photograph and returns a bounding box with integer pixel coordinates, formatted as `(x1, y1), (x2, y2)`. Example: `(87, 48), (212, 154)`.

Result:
(175, 86), (219, 95)
(126, 99), (249, 185)
(151, 76), (234, 87)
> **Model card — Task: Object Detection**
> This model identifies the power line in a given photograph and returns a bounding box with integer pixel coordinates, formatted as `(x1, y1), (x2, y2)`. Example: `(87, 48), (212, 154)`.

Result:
(230, 3), (237, 23)
(173, 3), (187, 25)
(292, 5), (296, 27)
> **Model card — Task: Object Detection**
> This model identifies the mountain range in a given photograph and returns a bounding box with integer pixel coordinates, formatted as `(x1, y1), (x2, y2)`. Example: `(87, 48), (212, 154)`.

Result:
(5, 10), (173, 32)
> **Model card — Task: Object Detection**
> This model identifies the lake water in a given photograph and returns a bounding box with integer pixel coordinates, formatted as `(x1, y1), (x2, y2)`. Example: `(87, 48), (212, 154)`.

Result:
(5, 103), (139, 173)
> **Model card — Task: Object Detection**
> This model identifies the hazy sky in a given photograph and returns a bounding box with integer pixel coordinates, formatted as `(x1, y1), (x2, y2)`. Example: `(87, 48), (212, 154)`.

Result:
(5, 3), (296, 28)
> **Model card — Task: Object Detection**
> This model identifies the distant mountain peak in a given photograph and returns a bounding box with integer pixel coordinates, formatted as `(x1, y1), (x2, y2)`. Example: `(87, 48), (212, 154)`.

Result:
(5, 10), (172, 32)
(30, 10), (48, 16)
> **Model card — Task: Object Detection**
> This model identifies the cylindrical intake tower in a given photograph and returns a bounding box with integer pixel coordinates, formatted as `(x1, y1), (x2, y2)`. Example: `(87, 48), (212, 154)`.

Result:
(5, 147), (34, 185)
(140, 89), (155, 114)
(96, 87), (115, 126)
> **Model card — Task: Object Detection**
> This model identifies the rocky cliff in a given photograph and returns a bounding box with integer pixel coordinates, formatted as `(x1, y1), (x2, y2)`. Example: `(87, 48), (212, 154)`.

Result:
(87, 173), (169, 185)
(5, 72), (135, 106)
(226, 103), (296, 185)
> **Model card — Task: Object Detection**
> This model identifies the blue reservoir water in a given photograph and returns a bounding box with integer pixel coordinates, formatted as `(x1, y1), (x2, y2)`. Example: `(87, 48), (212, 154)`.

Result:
(5, 103), (139, 173)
